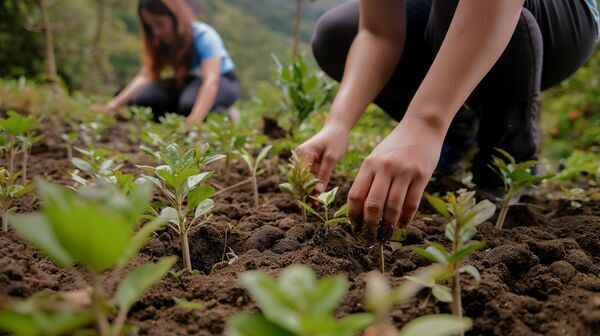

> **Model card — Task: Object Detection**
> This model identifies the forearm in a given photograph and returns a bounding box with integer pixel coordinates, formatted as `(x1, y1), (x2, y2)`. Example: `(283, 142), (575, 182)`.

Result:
(189, 78), (219, 121)
(326, 0), (406, 133)
(109, 71), (151, 109)
(404, 0), (525, 135)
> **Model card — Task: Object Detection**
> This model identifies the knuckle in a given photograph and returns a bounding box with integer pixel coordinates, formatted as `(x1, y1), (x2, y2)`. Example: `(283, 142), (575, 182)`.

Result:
(381, 157), (396, 170)
(364, 199), (383, 214)
(403, 202), (420, 213)
(347, 191), (364, 203)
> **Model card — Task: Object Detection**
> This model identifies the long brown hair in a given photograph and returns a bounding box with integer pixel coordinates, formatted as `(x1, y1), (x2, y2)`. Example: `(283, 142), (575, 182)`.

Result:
(138, 0), (195, 88)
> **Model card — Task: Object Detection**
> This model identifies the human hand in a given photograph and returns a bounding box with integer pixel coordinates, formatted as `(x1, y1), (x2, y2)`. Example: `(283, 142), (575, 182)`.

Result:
(185, 113), (204, 126)
(90, 102), (118, 116)
(296, 124), (350, 193)
(348, 116), (445, 241)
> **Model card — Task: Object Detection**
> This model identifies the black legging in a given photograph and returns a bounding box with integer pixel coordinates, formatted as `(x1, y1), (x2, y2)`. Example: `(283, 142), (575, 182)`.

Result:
(130, 72), (240, 119)
(312, 0), (598, 188)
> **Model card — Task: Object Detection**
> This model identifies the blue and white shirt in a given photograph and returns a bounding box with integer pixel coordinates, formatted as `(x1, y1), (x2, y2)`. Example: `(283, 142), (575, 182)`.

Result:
(189, 21), (235, 76)
(584, 0), (600, 37)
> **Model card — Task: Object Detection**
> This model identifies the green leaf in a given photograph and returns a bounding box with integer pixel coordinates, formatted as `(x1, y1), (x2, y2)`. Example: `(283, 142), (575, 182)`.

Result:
(447, 241), (486, 263)
(279, 183), (294, 195)
(334, 203), (349, 218)
(460, 265), (481, 284)
(400, 315), (472, 336)
(309, 274), (347, 314)
(298, 201), (323, 221)
(187, 172), (213, 190)
(335, 313), (375, 335)
(324, 218), (350, 226)
(463, 200), (496, 228)
(114, 256), (177, 311)
(256, 145), (273, 166)
(188, 186), (215, 210)
(0, 302), (91, 336)
(432, 285), (453, 303)
(404, 275), (435, 288)
(14, 182), (36, 198)
(318, 187), (338, 206)
(71, 158), (92, 172)
(239, 271), (300, 332)
(227, 313), (295, 336)
(172, 296), (203, 310)
(194, 199), (214, 219)
(391, 228), (408, 242)
(9, 213), (73, 268)
(425, 194), (450, 217)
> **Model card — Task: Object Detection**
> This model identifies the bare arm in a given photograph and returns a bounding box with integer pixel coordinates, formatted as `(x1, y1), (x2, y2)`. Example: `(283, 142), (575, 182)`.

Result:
(349, 0), (526, 237)
(106, 67), (152, 111)
(186, 58), (221, 124)
(326, 0), (407, 134)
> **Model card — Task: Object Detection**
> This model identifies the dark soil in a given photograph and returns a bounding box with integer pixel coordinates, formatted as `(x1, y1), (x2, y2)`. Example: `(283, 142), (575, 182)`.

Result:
(1, 120), (599, 336)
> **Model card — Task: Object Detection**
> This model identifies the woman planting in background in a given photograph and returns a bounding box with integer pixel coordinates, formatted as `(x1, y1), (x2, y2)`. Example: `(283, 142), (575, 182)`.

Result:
(93, 0), (240, 124)
(297, 0), (598, 239)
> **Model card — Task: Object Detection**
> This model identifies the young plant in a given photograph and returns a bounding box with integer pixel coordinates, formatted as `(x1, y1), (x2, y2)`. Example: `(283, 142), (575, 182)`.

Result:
(235, 145), (272, 208)
(0, 110), (38, 177)
(138, 143), (216, 273)
(490, 148), (552, 229)
(204, 114), (247, 173)
(0, 168), (35, 233)
(279, 150), (320, 221)
(8, 180), (176, 336)
(299, 186), (350, 226)
(61, 131), (78, 161)
(364, 269), (472, 336)
(273, 53), (334, 137)
(17, 130), (44, 184)
(226, 264), (374, 336)
(416, 190), (495, 328)
(70, 146), (128, 188)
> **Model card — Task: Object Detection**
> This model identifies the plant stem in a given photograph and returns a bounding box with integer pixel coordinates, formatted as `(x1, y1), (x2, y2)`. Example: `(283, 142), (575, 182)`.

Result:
(8, 146), (16, 177)
(21, 148), (29, 184)
(181, 231), (192, 273)
(495, 186), (513, 229)
(213, 177), (252, 197)
(66, 144), (73, 161)
(252, 172), (259, 208)
(111, 308), (128, 336)
(2, 211), (8, 233)
(379, 244), (385, 273)
(91, 272), (110, 336)
(451, 215), (464, 335)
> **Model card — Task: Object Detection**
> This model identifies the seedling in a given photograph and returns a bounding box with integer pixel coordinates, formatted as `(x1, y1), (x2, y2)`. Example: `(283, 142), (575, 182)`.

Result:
(299, 187), (350, 226)
(490, 148), (552, 229)
(226, 264), (374, 336)
(70, 147), (128, 189)
(279, 150), (320, 221)
(235, 145), (272, 208)
(204, 114), (247, 173)
(0, 111), (39, 177)
(79, 113), (115, 146)
(416, 190), (495, 327)
(8, 180), (176, 336)
(378, 228), (408, 274)
(0, 168), (35, 233)
(61, 131), (78, 161)
(138, 143), (216, 273)
(364, 270), (472, 336)
(272, 53), (334, 137)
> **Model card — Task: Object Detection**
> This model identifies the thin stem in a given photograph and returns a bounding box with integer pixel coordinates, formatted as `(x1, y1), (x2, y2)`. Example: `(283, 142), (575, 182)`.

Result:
(252, 172), (259, 208)
(8, 145), (16, 177)
(91, 272), (110, 336)
(21, 148), (29, 184)
(181, 231), (192, 273)
(66, 143), (73, 161)
(213, 177), (252, 197)
(2, 210), (8, 233)
(451, 214), (464, 335)
(495, 186), (513, 229)
(111, 308), (128, 336)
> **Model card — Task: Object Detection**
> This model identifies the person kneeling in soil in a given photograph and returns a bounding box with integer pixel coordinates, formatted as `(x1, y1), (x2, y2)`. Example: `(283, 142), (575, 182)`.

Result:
(93, 0), (241, 124)
(296, 0), (599, 239)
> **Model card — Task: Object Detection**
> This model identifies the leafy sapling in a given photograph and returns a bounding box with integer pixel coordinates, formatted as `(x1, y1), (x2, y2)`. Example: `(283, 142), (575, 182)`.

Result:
(416, 190), (495, 327)
(490, 148), (552, 229)
(138, 143), (216, 273)
(0, 168), (35, 233)
(8, 180), (176, 336)
(0, 111), (39, 177)
(299, 186), (350, 226)
(364, 270), (472, 336)
(70, 146), (128, 189)
(279, 150), (320, 221)
(235, 145), (272, 208)
(226, 264), (374, 336)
